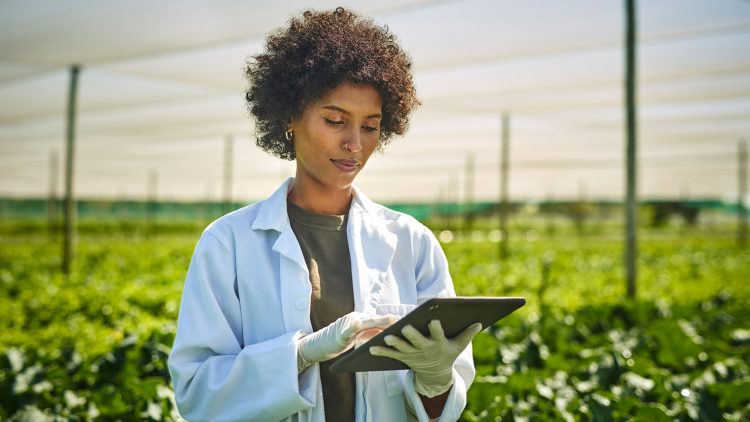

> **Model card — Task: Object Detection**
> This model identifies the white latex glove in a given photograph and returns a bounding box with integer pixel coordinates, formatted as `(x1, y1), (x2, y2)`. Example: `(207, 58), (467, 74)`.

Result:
(297, 312), (396, 372)
(369, 320), (482, 397)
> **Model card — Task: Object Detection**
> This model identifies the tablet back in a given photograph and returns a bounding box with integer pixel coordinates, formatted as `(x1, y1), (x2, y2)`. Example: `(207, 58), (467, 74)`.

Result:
(329, 296), (525, 373)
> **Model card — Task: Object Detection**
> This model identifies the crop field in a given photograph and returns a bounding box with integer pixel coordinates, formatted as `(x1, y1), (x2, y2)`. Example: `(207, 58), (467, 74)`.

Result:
(0, 219), (748, 420)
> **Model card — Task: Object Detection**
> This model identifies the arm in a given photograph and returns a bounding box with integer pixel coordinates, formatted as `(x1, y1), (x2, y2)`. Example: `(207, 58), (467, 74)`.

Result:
(372, 321), (481, 421)
(393, 227), (477, 422)
(168, 231), (314, 422)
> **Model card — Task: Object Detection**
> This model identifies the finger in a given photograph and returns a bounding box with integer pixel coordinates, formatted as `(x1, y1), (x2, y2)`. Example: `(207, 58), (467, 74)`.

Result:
(454, 323), (483, 348)
(428, 319), (448, 342)
(376, 314), (398, 325)
(360, 314), (398, 330)
(353, 327), (384, 343)
(339, 318), (363, 343)
(401, 325), (431, 348)
(369, 346), (406, 360)
(383, 335), (418, 353)
(343, 314), (397, 346)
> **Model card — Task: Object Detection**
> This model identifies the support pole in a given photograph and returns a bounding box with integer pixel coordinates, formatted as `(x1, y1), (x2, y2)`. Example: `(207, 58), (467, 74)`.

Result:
(576, 179), (589, 233)
(451, 174), (460, 233)
(624, 0), (638, 299)
(48, 149), (59, 238)
(147, 169), (158, 226)
(464, 153), (475, 234)
(438, 185), (447, 230)
(223, 134), (234, 215)
(740, 139), (748, 247)
(499, 113), (510, 259)
(62, 65), (80, 275)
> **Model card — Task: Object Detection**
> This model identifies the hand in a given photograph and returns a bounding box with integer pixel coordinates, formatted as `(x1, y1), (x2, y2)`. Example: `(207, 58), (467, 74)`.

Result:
(369, 320), (482, 397)
(297, 312), (396, 372)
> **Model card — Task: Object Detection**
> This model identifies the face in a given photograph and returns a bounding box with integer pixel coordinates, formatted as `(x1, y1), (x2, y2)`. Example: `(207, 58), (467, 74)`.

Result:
(289, 81), (382, 193)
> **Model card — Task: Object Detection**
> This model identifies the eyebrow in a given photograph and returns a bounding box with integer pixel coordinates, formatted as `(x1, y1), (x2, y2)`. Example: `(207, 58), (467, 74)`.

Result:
(321, 105), (382, 119)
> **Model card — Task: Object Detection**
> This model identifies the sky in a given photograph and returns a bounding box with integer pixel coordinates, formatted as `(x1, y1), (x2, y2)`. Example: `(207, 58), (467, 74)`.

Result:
(1, 0), (749, 203)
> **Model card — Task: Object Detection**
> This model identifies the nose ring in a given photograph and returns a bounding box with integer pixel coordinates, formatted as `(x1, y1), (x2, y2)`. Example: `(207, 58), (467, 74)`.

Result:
(343, 142), (351, 152)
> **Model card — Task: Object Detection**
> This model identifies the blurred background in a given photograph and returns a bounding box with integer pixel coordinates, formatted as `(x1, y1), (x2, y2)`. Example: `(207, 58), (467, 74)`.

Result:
(2, 0), (749, 205)
(1, 0), (749, 420)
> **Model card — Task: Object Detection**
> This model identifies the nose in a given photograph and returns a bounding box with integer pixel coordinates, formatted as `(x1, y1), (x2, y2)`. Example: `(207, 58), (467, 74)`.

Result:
(343, 127), (363, 153)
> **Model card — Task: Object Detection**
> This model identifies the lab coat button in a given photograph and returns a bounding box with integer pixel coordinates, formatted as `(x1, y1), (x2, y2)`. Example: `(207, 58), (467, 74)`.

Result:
(295, 297), (307, 311)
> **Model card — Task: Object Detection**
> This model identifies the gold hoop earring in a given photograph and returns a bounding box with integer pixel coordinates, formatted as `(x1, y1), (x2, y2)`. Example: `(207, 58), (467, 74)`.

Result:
(285, 130), (294, 142)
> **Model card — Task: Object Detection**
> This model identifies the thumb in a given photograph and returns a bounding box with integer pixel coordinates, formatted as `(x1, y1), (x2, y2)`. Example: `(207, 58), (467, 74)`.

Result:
(454, 323), (483, 348)
(338, 316), (363, 343)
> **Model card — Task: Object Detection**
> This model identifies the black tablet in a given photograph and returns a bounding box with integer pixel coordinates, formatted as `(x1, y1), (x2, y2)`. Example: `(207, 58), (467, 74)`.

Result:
(329, 296), (526, 373)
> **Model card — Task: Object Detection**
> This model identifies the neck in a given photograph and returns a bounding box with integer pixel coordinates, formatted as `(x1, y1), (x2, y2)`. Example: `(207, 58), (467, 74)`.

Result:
(287, 177), (353, 215)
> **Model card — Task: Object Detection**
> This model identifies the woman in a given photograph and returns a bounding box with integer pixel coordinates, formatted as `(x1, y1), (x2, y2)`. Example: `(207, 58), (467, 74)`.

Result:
(168, 8), (481, 422)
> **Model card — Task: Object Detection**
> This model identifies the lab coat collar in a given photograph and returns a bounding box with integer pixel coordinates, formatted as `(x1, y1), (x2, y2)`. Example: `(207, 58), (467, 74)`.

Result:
(251, 177), (385, 233)
(252, 178), (398, 314)
(251, 177), (294, 232)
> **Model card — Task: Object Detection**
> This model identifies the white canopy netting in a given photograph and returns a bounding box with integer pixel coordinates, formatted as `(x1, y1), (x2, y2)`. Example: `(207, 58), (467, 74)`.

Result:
(1, 0), (749, 202)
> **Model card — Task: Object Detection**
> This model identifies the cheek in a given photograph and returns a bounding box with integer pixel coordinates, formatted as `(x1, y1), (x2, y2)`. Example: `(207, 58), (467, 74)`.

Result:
(308, 125), (340, 148)
(296, 128), (326, 156)
(363, 137), (380, 156)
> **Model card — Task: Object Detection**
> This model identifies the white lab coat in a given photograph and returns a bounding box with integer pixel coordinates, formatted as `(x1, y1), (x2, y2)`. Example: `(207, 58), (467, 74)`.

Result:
(168, 178), (474, 422)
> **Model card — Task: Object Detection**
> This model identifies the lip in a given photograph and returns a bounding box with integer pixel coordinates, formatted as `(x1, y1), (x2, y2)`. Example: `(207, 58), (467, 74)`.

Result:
(331, 159), (360, 173)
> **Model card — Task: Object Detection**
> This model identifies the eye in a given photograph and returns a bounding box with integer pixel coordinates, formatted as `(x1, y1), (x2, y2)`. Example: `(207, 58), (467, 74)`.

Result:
(363, 125), (380, 132)
(324, 118), (344, 126)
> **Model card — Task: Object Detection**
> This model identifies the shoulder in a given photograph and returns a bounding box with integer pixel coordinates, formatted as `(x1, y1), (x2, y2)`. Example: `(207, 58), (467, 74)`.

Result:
(357, 195), (439, 256)
(353, 186), (430, 234)
(366, 201), (430, 236)
(202, 178), (292, 245)
(200, 200), (269, 252)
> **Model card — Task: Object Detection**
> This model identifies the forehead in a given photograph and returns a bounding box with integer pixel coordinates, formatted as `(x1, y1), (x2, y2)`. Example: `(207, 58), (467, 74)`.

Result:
(316, 82), (382, 115)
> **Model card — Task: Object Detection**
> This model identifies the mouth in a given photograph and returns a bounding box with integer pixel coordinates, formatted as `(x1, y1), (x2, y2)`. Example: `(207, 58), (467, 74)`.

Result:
(331, 159), (360, 173)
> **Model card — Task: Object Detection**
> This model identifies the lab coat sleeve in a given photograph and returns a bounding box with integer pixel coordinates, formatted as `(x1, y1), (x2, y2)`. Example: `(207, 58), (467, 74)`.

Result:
(402, 227), (475, 422)
(168, 231), (316, 422)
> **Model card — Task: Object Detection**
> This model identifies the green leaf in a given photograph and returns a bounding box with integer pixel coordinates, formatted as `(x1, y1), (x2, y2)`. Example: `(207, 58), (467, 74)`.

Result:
(633, 403), (671, 421)
(586, 393), (613, 422)
(708, 380), (750, 409)
(647, 319), (701, 370)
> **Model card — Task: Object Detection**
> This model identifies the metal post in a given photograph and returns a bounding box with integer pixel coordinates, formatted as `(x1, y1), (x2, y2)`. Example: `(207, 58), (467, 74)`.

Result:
(48, 149), (59, 238)
(499, 113), (510, 259)
(624, 0), (638, 299)
(439, 185), (447, 231)
(576, 179), (589, 233)
(62, 65), (80, 274)
(464, 153), (475, 234)
(147, 169), (158, 226)
(451, 174), (460, 234)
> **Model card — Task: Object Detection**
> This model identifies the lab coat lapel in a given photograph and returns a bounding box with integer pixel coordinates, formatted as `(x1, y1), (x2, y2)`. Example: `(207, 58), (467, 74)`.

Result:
(348, 188), (397, 314)
(273, 225), (311, 332)
(253, 178), (311, 332)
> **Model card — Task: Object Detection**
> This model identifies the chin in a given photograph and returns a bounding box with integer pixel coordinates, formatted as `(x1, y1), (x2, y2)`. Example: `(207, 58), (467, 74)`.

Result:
(331, 171), (360, 185)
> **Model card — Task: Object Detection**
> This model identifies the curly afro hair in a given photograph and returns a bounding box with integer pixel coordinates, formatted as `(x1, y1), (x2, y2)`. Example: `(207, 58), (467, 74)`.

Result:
(244, 7), (420, 160)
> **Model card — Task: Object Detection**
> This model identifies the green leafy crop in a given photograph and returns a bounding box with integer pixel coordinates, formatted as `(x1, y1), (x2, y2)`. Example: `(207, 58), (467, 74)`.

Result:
(0, 222), (748, 420)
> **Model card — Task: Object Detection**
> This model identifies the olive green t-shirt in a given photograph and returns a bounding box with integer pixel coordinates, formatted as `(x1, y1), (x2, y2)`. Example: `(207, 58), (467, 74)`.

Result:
(287, 201), (355, 422)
